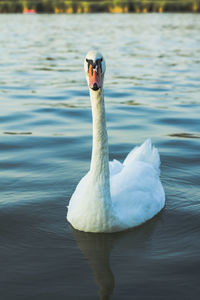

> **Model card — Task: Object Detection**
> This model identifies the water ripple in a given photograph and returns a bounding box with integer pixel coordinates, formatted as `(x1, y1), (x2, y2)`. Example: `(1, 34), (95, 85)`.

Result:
(0, 13), (200, 300)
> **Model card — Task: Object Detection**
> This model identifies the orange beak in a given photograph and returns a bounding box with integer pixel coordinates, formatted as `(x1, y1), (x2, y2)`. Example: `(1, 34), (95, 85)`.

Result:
(88, 64), (102, 91)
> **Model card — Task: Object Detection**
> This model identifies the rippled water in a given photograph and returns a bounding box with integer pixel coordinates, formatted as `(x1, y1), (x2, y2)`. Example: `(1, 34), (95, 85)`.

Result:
(0, 14), (200, 299)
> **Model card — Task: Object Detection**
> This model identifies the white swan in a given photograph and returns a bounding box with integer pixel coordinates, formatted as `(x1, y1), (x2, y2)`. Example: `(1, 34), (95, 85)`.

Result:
(67, 50), (165, 233)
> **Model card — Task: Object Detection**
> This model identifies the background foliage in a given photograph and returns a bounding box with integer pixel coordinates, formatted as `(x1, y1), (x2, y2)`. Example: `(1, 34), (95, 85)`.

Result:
(0, 0), (199, 13)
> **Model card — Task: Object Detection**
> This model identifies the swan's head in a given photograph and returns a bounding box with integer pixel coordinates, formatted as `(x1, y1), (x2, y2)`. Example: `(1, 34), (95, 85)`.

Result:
(84, 50), (106, 91)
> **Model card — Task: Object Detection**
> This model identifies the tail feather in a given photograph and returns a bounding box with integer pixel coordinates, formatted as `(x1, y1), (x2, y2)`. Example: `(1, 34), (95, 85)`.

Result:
(123, 139), (160, 174)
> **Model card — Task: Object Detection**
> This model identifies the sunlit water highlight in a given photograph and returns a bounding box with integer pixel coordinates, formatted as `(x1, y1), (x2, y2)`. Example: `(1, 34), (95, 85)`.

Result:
(0, 14), (200, 299)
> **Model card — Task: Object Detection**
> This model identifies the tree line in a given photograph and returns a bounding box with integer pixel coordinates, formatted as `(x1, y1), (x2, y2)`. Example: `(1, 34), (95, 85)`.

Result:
(0, 0), (199, 13)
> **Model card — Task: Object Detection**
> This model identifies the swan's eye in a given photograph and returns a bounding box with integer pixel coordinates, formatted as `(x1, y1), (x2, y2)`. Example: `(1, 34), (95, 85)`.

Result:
(96, 59), (103, 73)
(86, 59), (94, 72)
(86, 59), (93, 65)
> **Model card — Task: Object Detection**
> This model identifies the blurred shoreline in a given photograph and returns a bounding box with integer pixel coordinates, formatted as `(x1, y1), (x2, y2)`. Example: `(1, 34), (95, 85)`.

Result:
(0, 0), (200, 14)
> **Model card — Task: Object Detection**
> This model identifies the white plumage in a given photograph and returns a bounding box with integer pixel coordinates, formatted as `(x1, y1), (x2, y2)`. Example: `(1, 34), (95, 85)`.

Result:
(67, 51), (165, 233)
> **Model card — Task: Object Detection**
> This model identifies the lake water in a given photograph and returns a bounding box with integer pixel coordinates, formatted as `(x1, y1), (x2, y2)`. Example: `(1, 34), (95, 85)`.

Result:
(0, 13), (200, 299)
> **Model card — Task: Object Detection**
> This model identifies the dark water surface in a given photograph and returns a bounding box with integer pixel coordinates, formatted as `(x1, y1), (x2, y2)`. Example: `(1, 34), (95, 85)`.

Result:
(0, 14), (200, 299)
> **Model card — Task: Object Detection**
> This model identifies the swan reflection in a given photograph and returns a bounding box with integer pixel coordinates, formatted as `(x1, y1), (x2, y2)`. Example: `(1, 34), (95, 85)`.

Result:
(71, 227), (116, 300)
(70, 215), (160, 299)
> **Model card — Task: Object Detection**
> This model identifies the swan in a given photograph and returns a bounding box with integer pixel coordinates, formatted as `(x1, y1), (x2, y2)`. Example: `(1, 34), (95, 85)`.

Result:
(67, 50), (165, 233)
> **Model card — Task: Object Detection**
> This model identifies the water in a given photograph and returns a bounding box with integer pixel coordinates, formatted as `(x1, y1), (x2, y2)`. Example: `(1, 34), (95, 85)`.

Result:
(0, 13), (200, 299)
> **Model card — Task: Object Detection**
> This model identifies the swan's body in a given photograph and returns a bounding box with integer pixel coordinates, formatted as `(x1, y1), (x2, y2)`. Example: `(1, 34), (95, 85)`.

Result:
(67, 51), (165, 233)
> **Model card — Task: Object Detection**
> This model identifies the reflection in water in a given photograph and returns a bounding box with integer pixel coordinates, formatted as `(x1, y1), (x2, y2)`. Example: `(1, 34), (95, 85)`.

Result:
(70, 216), (159, 300)
(71, 227), (115, 300)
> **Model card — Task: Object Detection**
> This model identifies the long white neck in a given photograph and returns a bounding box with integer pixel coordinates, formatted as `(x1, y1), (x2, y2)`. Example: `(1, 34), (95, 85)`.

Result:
(89, 88), (111, 201)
